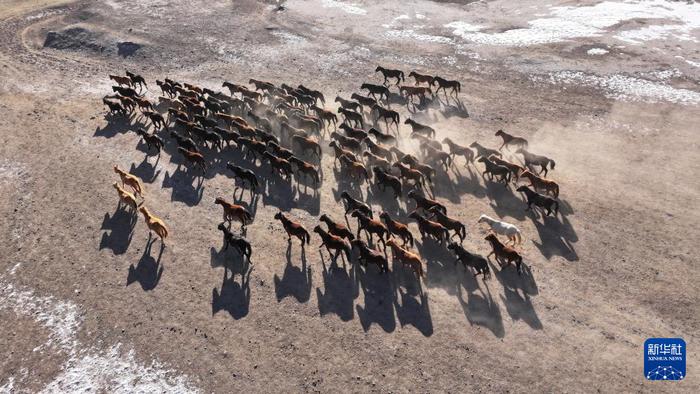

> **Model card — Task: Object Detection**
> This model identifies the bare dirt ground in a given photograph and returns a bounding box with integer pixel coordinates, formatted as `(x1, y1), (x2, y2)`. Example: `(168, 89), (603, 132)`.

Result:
(1, 0), (699, 392)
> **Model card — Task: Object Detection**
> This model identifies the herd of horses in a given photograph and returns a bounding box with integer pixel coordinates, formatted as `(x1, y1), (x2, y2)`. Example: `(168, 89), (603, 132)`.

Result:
(102, 66), (561, 286)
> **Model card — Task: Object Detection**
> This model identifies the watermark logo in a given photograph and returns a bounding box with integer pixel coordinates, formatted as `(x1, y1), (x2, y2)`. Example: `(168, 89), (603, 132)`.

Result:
(644, 338), (685, 381)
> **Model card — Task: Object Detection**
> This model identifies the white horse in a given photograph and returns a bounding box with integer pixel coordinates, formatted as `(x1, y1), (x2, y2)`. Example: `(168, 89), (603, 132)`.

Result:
(478, 214), (522, 245)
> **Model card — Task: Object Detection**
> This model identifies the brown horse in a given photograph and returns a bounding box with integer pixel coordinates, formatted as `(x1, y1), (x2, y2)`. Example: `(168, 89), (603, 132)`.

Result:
(351, 240), (389, 273)
(520, 170), (559, 198)
(386, 239), (424, 278)
(408, 211), (450, 244)
(215, 197), (252, 227)
(351, 210), (388, 247)
(442, 137), (475, 166)
(313, 225), (351, 261)
(319, 214), (354, 241)
(275, 212), (310, 246)
(408, 71), (434, 86)
(516, 148), (556, 177)
(485, 234), (522, 275)
(495, 129), (528, 151)
(379, 212), (414, 247)
(177, 147), (206, 172)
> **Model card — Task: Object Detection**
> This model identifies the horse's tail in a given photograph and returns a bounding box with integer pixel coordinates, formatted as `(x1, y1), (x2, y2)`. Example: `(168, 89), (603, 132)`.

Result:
(516, 230), (522, 244)
(459, 224), (466, 240)
(400, 71), (405, 82)
(552, 200), (559, 216)
(549, 159), (556, 170)
(304, 230), (311, 245)
(457, 81), (461, 92)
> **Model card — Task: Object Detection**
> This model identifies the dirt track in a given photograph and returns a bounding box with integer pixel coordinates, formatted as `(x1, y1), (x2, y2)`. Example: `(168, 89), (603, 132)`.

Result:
(1, 0), (699, 392)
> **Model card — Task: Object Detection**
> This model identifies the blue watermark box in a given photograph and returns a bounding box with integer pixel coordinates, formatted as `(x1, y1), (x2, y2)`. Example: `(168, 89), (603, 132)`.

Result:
(644, 338), (686, 381)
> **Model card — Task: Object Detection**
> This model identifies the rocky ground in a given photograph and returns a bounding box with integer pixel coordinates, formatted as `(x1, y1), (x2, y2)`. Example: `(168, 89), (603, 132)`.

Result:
(0, 0), (698, 392)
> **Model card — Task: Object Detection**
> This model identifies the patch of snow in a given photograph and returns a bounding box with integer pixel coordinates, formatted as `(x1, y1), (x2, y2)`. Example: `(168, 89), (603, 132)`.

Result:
(271, 30), (307, 45)
(641, 68), (682, 81)
(385, 29), (453, 44)
(321, 0), (367, 15)
(587, 48), (608, 55)
(40, 345), (198, 394)
(0, 266), (200, 392)
(675, 55), (700, 68)
(533, 71), (700, 105)
(446, 0), (700, 46)
(9, 262), (21, 276)
(0, 282), (81, 352)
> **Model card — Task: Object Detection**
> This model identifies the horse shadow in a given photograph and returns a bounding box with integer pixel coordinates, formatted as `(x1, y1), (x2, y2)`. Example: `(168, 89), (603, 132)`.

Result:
(261, 175), (297, 212)
(134, 138), (162, 158)
(211, 247), (252, 320)
(130, 157), (161, 184)
(126, 236), (164, 291)
(355, 264), (396, 333)
(493, 264), (542, 330)
(365, 185), (404, 218)
(93, 113), (137, 138)
(452, 166), (487, 199)
(431, 168), (463, 204)
(316, 255), (359, 322)
(414, 239), (462, 296)
(486, 181), (527, 221)
(457, 282), (505, 338)
(441, 99), (470, 119)
(332, 168), (364, 200)
(393, 285), (433, 337)
(161, 166), (205, 207)
(291, 181), (321, 216)
(531, 215), (578, 262)
(273, 242), (312, 303)
(99, 205), (137, 255)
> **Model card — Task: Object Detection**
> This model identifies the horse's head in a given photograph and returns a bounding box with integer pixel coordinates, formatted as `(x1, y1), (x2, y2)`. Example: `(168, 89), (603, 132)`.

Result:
(516, 186), (528, 193)
(469, 141), (478, 148)
(273, 211), (283, 221)
(495, 129), (504, 136)
(477, 214), (488, 223)
(217, 223), (227, 232)
(447, 242), (457, 251)
(375, 66), (382, 72)
(214, 197), (225, 205)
